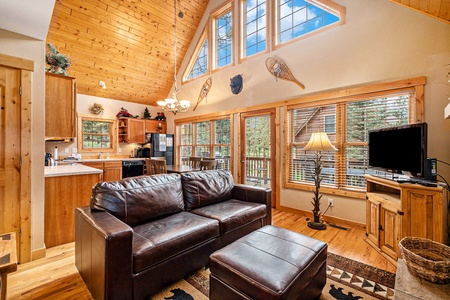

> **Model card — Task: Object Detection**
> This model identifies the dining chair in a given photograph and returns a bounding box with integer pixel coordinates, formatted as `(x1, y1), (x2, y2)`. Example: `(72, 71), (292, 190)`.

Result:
(188, 157), (202, 169)
(150, 156), (166, 161)
(200, 159), (218, 170)
(146, 158), (167, 175)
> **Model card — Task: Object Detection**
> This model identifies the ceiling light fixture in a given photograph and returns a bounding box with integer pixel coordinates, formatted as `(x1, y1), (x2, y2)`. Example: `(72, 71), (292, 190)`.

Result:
(157, 0), (190, 115)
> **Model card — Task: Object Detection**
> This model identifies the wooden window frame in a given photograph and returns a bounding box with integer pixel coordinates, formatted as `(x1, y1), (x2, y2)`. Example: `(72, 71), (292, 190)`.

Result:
(284, 77), (425, 200)
(271, 0), (346, 50)
(212, 1), (235, 72)
(238, 0), (270, 63)
(175, 115), (233, 171)
(183, 26), (211, 83)
(77, 114), (117, 153)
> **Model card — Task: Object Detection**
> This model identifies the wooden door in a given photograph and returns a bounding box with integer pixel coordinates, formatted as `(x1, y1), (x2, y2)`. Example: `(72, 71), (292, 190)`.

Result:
(239, 109), (277, 207)
(0, 64), (33, 263)
(0, 66), (21, 237)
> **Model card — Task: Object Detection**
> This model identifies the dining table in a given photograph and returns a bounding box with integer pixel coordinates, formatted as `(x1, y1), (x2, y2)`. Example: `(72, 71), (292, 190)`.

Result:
(166, 165), (200, 174)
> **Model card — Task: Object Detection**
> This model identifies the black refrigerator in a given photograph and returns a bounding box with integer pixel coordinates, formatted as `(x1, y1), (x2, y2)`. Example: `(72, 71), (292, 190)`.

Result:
(148, 133), (174, 165)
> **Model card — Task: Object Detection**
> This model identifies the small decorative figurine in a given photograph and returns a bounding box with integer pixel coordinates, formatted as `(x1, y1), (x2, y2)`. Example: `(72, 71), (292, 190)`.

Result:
(143, 107), (151, 119)
(116, 107), (134, 118)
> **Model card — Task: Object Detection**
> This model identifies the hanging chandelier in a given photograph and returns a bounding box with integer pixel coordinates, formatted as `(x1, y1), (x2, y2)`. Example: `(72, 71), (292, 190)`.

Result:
(157, 0), (191, 115)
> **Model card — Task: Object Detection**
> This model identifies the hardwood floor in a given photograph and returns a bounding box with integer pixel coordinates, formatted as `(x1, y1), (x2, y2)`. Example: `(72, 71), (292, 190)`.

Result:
(7, 209), (396, 299)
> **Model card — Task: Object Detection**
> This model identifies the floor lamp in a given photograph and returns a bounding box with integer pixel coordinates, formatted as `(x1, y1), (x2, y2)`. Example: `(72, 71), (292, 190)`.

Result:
(303, 132), (337, 230)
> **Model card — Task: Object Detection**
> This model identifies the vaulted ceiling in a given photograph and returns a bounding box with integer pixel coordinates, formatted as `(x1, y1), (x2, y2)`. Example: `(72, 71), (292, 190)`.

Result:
(44, 0), (448, 107)
(390, 0), (450, 24)
(46, 0), (209, 106)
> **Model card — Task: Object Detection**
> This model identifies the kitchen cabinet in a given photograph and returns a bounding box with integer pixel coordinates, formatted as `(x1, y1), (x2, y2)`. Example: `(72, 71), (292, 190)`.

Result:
(103, 161), (122, 181)
(145, 120), (167, 134)
(365, 175), (447, 265)
(45, 173), (99, 248)
(82, 161), (122, 182)
(118, 118), (145, 143)
(45, 73), (76, 137)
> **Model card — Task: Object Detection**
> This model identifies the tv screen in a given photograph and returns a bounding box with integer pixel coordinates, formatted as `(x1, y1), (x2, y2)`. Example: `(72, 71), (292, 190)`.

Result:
(368, 123), (427, 177)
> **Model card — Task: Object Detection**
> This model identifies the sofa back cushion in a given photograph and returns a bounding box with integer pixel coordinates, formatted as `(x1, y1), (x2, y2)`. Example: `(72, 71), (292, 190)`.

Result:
(91, 173), (184, 226)
(182, 170), (234, 211)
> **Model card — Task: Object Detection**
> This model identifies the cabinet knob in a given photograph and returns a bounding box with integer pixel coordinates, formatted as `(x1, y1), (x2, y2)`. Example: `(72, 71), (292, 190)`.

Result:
(397, 210), (404, 216)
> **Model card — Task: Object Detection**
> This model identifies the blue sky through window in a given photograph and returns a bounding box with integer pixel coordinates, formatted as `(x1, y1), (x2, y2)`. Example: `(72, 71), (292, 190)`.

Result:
(244, 0), (267, 57)
(279, 0), (339, 44)
(187, 38), (208, 80)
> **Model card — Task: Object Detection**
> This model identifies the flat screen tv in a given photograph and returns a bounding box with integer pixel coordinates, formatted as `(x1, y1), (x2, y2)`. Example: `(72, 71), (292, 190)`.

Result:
(368, 123), (427, 178)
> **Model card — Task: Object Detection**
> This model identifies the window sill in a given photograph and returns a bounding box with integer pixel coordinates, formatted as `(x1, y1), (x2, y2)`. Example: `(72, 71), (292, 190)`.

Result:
(284, 181), (366, 200)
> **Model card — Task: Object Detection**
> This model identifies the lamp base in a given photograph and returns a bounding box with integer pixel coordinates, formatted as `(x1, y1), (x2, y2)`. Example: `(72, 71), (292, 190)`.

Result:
(308, 221), (327, 230)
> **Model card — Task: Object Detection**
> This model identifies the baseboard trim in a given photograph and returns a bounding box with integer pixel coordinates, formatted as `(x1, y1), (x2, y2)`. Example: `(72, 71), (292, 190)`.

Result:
(275, 205), (366, 231)
(31, 247), (46, 261)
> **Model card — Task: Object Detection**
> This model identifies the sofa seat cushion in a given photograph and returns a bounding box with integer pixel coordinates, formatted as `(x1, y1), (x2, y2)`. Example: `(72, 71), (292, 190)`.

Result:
(190, 200), (266, 235)
(132, 211), (219, 273)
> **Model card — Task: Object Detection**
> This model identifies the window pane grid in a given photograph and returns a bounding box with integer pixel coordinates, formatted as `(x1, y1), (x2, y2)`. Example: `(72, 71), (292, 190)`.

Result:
(287, 92), (413, 191)
(188, 39), (208, 80)
(178, 119), (232, 170)
(244, 0), (267, 57)
(278, 0), (339, 44)
(216, 11), (232, 68)
(82, 119), (112, 149)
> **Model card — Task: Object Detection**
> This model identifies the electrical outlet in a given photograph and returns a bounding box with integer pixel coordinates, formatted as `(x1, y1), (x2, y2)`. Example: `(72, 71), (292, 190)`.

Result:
(328, 198), (334, 207)
(118, 147), (122, 153)
(64, 148), (69, 154)
(72, 148), (77, 154)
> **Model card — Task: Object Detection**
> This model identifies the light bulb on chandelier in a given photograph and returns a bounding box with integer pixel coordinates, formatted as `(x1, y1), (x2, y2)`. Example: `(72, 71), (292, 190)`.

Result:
(157, 0), (191, 115)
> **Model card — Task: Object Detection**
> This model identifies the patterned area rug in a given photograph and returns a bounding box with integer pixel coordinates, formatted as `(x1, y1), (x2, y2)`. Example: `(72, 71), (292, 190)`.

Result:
(151, 253), (395, 300)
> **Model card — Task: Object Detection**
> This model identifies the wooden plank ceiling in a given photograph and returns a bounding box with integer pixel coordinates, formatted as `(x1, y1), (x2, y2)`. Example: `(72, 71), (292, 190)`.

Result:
(390, 0), (450, 24)
(46, 0), (209, 106)
(47, 0), (447, 107)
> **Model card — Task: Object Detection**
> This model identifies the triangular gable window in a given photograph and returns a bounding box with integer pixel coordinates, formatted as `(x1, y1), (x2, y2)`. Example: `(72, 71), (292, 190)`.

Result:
(184, 33), (208, 81)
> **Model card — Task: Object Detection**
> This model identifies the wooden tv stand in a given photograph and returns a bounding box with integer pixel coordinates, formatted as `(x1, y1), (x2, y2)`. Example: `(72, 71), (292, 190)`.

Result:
(365, 175), (448, 265)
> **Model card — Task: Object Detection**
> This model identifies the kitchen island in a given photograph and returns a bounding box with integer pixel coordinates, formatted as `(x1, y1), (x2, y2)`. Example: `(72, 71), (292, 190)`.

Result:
(44, 164), (103, 248)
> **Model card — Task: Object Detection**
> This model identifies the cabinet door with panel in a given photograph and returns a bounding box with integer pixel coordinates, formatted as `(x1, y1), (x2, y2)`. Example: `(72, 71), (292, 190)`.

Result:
(403, 188), (445, 243)
(119, 118), (145, 143)
(45, 73), (76, 137)
(145, 120), (167, 133)
(379, 204), (401, 259)
(366, 196), (380, 247)
(103, 161), (122, 181)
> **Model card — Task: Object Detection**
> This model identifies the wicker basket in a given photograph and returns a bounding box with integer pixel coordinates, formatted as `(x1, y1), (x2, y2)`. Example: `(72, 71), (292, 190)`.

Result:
(399, 237), (450, 284)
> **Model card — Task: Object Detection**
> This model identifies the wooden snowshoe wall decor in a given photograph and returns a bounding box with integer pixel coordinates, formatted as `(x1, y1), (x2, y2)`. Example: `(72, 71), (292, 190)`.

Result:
(265, 57), (305, 89)
(193, 77), (212, 111)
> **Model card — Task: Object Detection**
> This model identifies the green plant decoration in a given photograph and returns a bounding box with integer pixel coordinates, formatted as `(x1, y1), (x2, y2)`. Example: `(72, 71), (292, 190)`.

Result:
(143, 107), (151, 119)
(45, 43), (71, 76)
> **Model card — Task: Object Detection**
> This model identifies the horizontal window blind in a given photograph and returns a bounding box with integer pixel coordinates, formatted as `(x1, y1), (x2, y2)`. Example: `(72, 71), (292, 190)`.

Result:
(287, 91), (413, 190)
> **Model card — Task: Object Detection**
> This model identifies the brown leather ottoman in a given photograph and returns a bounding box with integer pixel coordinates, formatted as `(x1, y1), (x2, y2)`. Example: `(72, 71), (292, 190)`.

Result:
(209, 225), (327, 300)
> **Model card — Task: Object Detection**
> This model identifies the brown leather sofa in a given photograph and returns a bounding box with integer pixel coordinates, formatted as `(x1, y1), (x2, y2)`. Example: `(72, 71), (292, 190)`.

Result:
(75, 170), (271, 300)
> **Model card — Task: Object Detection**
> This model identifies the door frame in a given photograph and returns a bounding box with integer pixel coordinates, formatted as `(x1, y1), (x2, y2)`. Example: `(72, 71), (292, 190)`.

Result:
(0, 54), (33, 263)
(238, 108), (277, 207)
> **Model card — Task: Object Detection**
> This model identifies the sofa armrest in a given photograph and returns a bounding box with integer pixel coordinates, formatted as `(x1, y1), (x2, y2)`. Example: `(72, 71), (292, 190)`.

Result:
(75, 206), (133, 300)
(231, 184), (272, 225)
